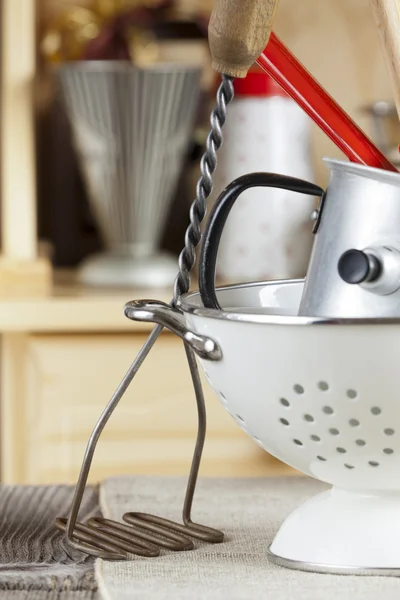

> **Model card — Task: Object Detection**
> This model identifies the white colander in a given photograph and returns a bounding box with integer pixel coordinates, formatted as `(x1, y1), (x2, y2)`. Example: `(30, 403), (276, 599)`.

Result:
(127, 279), (400, 574)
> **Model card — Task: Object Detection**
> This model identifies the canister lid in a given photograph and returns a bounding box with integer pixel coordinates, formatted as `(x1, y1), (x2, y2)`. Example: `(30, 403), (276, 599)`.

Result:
(232, 65), (289, 97)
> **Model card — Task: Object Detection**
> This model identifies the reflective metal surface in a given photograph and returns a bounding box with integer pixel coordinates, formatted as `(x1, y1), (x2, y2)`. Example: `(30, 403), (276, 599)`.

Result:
(178, 279), (400, 326)
(299, 158), (400, 318)
(124, 300), (222, 360)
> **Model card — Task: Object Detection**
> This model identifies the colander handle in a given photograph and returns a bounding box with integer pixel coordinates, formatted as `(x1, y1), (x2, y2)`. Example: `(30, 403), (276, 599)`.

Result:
(199, 172), (325, 310)
(124, 299), (222, 361)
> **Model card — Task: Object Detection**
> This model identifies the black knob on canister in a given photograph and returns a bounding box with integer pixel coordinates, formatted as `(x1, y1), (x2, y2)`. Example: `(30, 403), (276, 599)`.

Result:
(338, 249), (382, 285)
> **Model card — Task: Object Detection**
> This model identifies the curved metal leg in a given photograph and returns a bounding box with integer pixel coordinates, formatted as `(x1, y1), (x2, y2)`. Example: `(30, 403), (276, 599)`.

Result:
(55, 324), (164, 559)
(181, 344), (223, 541)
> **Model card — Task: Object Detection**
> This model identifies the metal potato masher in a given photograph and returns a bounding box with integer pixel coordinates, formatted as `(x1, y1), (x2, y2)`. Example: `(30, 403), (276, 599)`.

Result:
(54, 0), (286, 560)
(55, 0), (400, 572)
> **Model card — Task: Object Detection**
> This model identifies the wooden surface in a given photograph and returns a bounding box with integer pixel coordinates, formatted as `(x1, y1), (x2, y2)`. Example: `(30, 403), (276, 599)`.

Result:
(0, 270), (238, 332)
(0, 270), (171, 332)
(1, 331), (296, 485)
(0, 0), (52, 293)
(0, 256), (52, 297)
(1, 0), (37, 261)
(370, 0), (400, 119)
(208, 0), (280, 77)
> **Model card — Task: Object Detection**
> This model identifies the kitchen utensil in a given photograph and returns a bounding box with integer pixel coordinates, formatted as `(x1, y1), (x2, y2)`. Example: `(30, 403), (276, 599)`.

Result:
(213, 68), (315, 283)
(54, 74), (235, 560)
(198, 161), (400, 319)
(58, 60), (201, 288)
(371, 0), (400, 121)
(256, 33), (397, 171)
(208, 0), (280, 78)
(127, 279), (400, 574)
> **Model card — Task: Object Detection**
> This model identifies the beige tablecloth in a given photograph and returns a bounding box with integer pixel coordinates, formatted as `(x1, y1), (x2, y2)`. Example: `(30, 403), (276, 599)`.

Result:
(96, 476), (400, 600)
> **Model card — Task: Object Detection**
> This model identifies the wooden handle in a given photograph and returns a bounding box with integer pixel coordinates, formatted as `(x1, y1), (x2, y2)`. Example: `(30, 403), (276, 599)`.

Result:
(208, 0), (280, 78)
(371, 0), (400, 119)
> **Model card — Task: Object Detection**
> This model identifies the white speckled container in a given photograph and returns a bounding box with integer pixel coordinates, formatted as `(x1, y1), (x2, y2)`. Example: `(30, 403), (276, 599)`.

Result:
(212, 68), (316, 283)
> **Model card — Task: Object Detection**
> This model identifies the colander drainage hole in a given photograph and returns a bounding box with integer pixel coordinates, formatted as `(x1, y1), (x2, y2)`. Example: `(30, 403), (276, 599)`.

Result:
(293, 439), (303, 446)
(329, 428), (340, 436)
(317, 456), (326, 461)
(318, 381), (329, 391)
(385, 428), (395, 436)
(384, 448), (394, 455)
(280, 418), (290, 426)
(336, 447), (347, 454)
(236, 414), (244, 423)
(323, 406), (334, 415)
(304, 414), (314, 422)
(349, 419), (360, 427)
(347, 389), (358, 399)
(294, 384), (304, 395)
(369, 461), (379, 467)
(371, 407), (382, 416)
(280, 398), (290, 407)
(356, 439), (366, 446)
(345, 464), (355, 469)
(311, 435), (321, 442)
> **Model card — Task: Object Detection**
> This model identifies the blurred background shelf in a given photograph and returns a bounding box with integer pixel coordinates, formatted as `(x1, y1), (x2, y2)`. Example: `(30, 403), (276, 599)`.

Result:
(0, 269), (170, 332)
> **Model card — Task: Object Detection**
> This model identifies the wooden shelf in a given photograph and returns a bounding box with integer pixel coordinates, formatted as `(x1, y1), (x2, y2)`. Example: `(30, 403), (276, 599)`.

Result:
(0, 268), (234, 333)
(0, 269), (175, 333)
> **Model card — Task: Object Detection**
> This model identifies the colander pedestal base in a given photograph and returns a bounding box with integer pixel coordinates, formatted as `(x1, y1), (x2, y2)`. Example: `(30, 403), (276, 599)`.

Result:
(268, 486), (400, 575)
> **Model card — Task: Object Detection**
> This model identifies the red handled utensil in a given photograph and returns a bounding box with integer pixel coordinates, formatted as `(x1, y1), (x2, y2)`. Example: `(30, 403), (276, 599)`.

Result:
(256, 33), (397, 171)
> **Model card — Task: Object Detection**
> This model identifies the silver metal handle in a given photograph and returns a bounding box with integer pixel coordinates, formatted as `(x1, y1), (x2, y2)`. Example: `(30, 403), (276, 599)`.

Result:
(124, 300), (222, 361)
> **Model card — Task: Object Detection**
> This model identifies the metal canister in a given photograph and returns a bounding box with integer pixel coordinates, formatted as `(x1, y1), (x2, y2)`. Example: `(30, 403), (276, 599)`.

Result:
(299, 158), (400, 318)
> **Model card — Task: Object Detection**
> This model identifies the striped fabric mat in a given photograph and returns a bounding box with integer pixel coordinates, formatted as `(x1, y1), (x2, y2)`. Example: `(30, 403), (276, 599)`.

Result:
(0, 484), (99, 598)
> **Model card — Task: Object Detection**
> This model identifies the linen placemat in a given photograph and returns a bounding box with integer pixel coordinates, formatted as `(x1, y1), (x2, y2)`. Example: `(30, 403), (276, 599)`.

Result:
(96, 476), (400, 600)
(0, 484), (99, 598)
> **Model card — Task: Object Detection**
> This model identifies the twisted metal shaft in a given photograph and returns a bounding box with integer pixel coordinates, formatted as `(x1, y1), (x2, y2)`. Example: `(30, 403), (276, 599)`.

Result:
(174, 74), (234, 303)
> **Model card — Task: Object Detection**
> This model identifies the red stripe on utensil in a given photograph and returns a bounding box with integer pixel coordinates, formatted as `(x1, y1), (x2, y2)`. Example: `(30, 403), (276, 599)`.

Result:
(256, 33), (397, 172)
